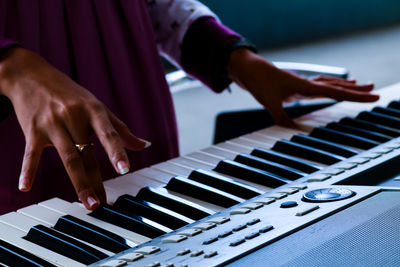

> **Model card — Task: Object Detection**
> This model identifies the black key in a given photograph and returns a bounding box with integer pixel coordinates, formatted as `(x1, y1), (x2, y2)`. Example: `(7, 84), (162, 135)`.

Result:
(340, 117), (400, 138)
(272, 139), (345, 165)
(89, 204), (167, 238)
(357, 111), (400, 130)
(250, 148), (321, 173)
(54, 215), (130, 253)
(137, 187), (213, 220)
(214, 159), (288, 188)
(291, 134), (357, 158)
(310, 127), (379, 150)
(0, 239), (56, 267)
(166, 176), (244, 208)
(234, 154), (305, 180)
(326, 122), (391, 143)
(24, 225), (107, 265)
(388, 100), (400, 110)
(114, 195), (193, 230)
(188, 169), (263, 199)
(373, 106), (400, 118)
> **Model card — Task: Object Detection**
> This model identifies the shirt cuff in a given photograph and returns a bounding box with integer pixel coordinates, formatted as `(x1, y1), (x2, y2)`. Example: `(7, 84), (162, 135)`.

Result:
(181, 17), (241, 93)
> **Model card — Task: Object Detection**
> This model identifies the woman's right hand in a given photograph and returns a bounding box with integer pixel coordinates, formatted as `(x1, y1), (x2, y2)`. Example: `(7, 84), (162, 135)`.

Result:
(0, 47), (150, 210)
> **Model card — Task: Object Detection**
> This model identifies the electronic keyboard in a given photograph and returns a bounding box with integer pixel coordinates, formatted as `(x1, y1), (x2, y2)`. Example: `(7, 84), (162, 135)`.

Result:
(1, 82), (400, 267)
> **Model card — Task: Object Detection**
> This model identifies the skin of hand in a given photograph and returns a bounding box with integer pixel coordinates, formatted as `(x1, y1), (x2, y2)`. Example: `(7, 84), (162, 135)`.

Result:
(227, 48), (379, 126)
(0, 47), (151, 210)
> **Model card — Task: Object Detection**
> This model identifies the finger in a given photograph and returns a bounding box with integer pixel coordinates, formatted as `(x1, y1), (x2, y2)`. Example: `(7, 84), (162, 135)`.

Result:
(107, 110), (151, 151)
(90, 109), (131, 175)
(50, 126), (101, 210)
(19, 137), (43, 192)
(312, 76), (356, 83)
(265, 101), (296, 128)
(323, 81), (374, 92)
(64, 120), (106, 204)
(307, 83), (379, 102)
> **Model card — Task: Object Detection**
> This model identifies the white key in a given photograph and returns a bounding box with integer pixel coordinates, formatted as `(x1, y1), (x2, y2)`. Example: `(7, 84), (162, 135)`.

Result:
(215, 142), (252, 154)
(201, 146), (237, 159)
(0, 212), (51, 232)
(228, 137), (269, 149)
(135, 168), (172, 183)
(257, 125), (307, 139)
(0, 222), (84, 266)
(18, 204), (61, 226)
(169, 156), (213, 169)
(241, 134), (276, 146)
(151, 161), (191, 177)
(185, 152), (220, 165)
(39, 198), (147, 244)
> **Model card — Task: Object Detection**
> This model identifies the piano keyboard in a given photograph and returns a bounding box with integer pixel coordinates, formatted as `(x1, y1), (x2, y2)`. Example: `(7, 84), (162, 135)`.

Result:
(2, 82), (400, 267)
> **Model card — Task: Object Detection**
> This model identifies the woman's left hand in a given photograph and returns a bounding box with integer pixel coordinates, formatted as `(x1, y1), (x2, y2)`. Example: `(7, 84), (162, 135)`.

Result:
(227, 48), (379, 126)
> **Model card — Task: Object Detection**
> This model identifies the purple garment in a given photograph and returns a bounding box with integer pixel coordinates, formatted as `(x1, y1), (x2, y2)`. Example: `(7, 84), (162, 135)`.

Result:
(0, 0), (239, 214)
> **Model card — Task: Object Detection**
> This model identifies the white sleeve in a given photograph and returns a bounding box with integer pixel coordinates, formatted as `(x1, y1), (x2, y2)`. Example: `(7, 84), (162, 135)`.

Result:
(147, 0), (218, 67)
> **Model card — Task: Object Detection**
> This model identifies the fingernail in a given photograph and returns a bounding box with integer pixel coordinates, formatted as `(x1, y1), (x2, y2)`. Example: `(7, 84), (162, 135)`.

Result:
(144, 141), (152, 149)
(87, 196), (98, 209)
(18, 176), (29, 191)
(117, 160), (129, 175)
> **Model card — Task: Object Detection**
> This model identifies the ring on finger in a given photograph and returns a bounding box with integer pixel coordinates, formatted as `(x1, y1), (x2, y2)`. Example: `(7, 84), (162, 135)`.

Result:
(75, 143), (94, 153)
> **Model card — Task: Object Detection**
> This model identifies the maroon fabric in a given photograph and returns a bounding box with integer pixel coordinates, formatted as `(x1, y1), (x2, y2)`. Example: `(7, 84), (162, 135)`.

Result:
(0, 0), (239, 214)
(181, 17), (241, 92)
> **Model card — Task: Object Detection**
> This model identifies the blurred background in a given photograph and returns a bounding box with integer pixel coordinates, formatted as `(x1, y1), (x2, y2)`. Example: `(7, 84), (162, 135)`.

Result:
(170, 0), (400, 155)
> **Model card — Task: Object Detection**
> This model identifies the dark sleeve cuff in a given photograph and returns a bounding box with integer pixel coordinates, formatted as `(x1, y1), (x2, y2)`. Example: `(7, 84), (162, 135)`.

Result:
(0, 37), (19, 122)
(181, 17), (241, 93)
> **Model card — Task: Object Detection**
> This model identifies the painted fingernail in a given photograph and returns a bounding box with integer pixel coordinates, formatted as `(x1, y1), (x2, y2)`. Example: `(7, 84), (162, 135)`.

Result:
(18, 176), (29, 191)
(87, 196), (98, 209)
(144, 141), (152, 149)
(117, 160), (129, 175)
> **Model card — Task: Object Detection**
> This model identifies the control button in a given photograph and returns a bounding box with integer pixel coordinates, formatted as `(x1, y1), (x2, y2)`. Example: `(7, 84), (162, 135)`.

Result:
(349, 157), (370, 164)
(204, 251), (218, 258)
(218, 230), (233, 238)
(246, 218), (261, 226)
(160, 264), (174, 267)
(295, 205), (320, 216)
(177, 249), (191, 256)
(394, 176), (400, 181)
(289, 184), (307, 190)
(230, 238), (246, 247)
(147, 262), (161, 267)
(245, 232), (260, 240)
(193, 222), (216, 230)
(303, 188), (356, 202)
(259, 225), (274, 233)
(190, 250), (204, 257)
(118, 253), (144, 262)
(178, 228), (202, 237)
(268, 192), (288, 199)
(307, 174), (331, 182)
(241, 202), (263, 210)
(253, 197), (275, 205)
(203, 237), (218, 245)
(374, 147), (393, 154)
(230, 208), (251, 215)
(322, 168), (345, 176)
(179, 265), (188, 267)
(336, 162), (357, 170)
(135, 246), (161, 255)
(162, 235), (187, 244)
(362, 152), (381, 159)
(232, 224), (247, 232)
(278, 188), (299, 195)
(100, 260), (127, 267)
(280, 201), (298, 208)
(206, 216), (230, 224)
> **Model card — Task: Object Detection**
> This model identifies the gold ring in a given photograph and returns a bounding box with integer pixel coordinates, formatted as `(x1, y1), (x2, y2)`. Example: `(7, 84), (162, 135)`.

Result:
(75, 143), (94, 153)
